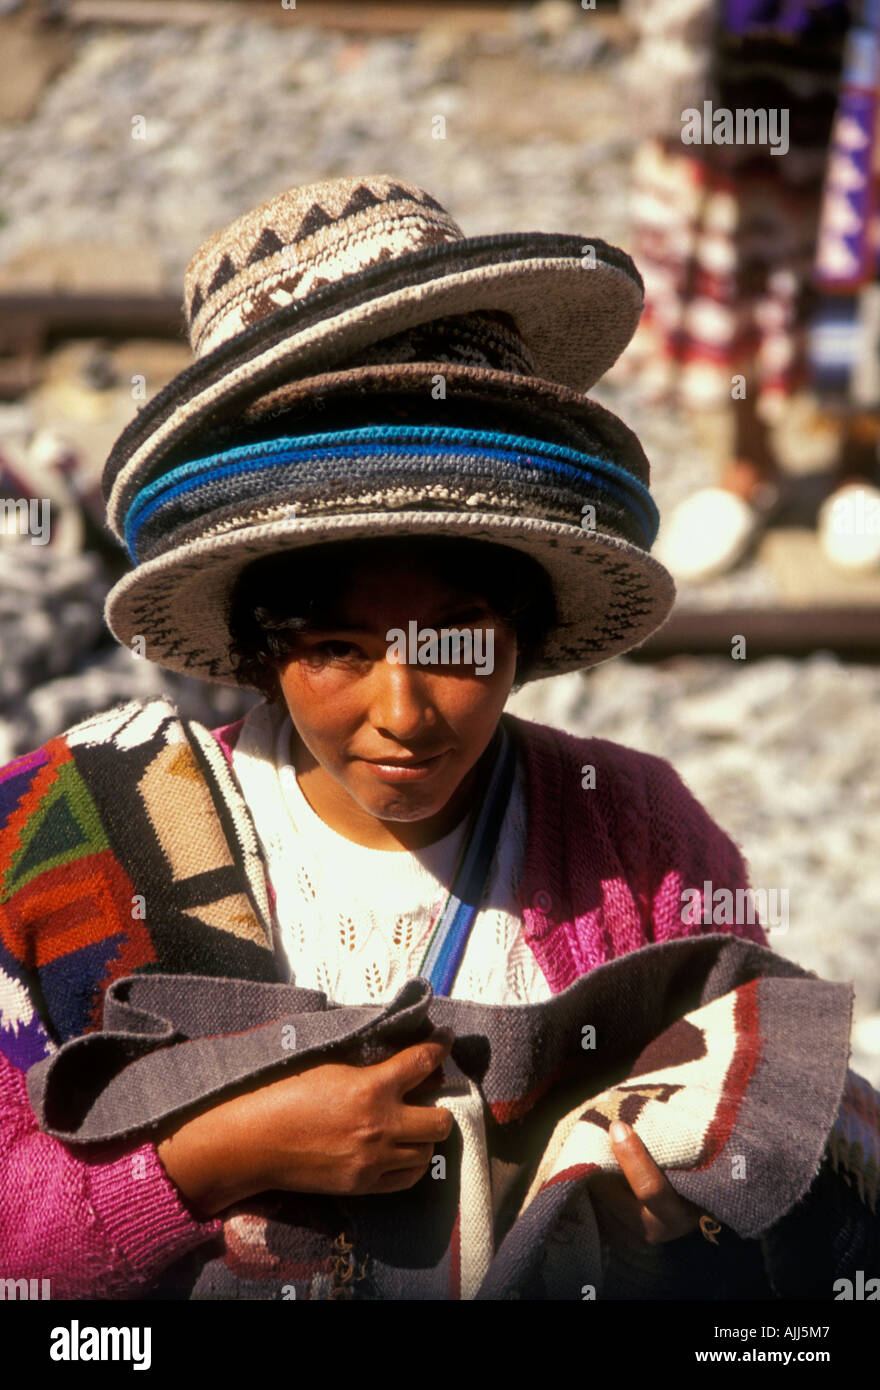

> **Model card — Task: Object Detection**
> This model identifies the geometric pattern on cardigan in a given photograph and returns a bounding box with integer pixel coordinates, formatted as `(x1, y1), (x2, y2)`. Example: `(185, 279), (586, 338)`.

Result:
(0, 735), (151, 1064)
(0, 698), (276, 1072)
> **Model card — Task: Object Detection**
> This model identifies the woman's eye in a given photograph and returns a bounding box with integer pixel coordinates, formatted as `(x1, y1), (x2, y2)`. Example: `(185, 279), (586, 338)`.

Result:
(318, 640), (360, 660)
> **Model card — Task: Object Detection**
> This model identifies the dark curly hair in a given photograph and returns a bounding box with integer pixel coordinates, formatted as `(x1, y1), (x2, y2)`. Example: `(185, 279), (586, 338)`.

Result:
(227, 533), (558, 704)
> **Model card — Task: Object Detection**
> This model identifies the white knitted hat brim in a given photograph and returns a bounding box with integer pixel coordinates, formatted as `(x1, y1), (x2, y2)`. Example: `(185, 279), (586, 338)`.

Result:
(105, 510), (676, 688)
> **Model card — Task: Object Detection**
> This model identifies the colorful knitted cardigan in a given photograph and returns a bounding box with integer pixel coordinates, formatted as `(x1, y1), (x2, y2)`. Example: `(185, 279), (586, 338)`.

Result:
(0, 696), (877, 1299)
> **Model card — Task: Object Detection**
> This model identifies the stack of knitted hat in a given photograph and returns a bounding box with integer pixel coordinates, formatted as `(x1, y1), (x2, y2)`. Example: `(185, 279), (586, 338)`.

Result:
(100, 174), (676, 687)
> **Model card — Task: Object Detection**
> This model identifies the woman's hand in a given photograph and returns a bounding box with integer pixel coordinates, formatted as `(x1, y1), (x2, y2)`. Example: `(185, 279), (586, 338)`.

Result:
(590, 1121), (706, 1245)
(156, 1027), (456, 1218)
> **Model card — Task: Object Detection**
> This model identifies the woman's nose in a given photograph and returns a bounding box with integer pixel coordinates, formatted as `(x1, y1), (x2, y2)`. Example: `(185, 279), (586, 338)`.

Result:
(369, 652), (437, 740)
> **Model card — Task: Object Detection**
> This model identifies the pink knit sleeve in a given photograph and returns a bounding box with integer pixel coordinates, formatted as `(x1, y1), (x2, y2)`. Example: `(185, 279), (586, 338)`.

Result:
(0, 1049), (223, 1299)
(636, 752), (769, 949)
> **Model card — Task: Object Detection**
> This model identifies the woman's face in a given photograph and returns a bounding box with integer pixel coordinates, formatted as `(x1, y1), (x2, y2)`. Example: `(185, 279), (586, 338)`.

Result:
(276, 550), (518, 850)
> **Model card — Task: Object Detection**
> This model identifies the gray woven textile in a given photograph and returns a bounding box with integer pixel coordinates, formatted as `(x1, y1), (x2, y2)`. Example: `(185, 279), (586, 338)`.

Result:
(26, 933), (866, 1301)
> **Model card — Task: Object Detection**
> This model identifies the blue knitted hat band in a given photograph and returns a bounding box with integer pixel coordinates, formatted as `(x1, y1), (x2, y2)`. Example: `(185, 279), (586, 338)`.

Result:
(122, 425), (659, 566)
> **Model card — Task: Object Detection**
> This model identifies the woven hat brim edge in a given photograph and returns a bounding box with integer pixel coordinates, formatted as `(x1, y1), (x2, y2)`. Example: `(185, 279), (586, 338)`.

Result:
(104, 511), (676, 689)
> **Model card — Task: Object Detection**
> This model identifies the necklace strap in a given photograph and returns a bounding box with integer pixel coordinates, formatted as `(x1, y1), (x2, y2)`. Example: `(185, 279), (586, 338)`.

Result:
(417, 719), (517, 996)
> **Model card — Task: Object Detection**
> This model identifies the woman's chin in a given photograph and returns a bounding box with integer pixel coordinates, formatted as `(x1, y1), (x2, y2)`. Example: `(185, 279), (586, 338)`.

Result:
(350, 773), (460, 824)
(361, 789), (451, 824)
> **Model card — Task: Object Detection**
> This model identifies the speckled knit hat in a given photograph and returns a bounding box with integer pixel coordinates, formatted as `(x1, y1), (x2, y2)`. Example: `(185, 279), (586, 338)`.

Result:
(103, 173), (646, 531)
(102, 173), (676, 686)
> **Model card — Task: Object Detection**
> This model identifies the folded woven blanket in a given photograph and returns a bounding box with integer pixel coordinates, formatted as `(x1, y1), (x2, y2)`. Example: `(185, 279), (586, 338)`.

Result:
(26, 933), (878, 1300)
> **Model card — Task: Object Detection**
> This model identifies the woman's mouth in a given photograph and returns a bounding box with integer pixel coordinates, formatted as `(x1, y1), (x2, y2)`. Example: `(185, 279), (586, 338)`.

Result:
(358, 751), (449, 783)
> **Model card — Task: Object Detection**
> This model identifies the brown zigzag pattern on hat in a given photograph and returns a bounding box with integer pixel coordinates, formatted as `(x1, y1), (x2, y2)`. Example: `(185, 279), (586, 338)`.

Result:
(196, 218), (457, 357)
(185, 176), (462, 359)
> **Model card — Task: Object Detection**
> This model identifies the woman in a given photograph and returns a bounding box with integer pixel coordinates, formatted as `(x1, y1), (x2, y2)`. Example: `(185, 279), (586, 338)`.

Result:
(0, 176), (876, 1300)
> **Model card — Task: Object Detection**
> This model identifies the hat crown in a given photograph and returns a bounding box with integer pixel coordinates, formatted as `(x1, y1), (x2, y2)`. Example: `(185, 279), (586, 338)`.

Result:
(183, 174), (464, 359)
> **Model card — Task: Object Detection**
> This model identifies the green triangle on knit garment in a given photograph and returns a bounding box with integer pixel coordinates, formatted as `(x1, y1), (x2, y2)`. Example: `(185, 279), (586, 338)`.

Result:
(3, 761), (110, 898)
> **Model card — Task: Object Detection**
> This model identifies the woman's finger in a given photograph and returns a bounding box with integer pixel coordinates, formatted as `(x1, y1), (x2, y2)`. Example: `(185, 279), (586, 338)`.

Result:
(608, 1121), (700, 1237)
(372, 1166), (431, 1194)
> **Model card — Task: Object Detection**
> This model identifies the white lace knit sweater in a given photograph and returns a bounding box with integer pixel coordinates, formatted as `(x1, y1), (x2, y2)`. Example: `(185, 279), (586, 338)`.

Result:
(230, 701), (552, 1006)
